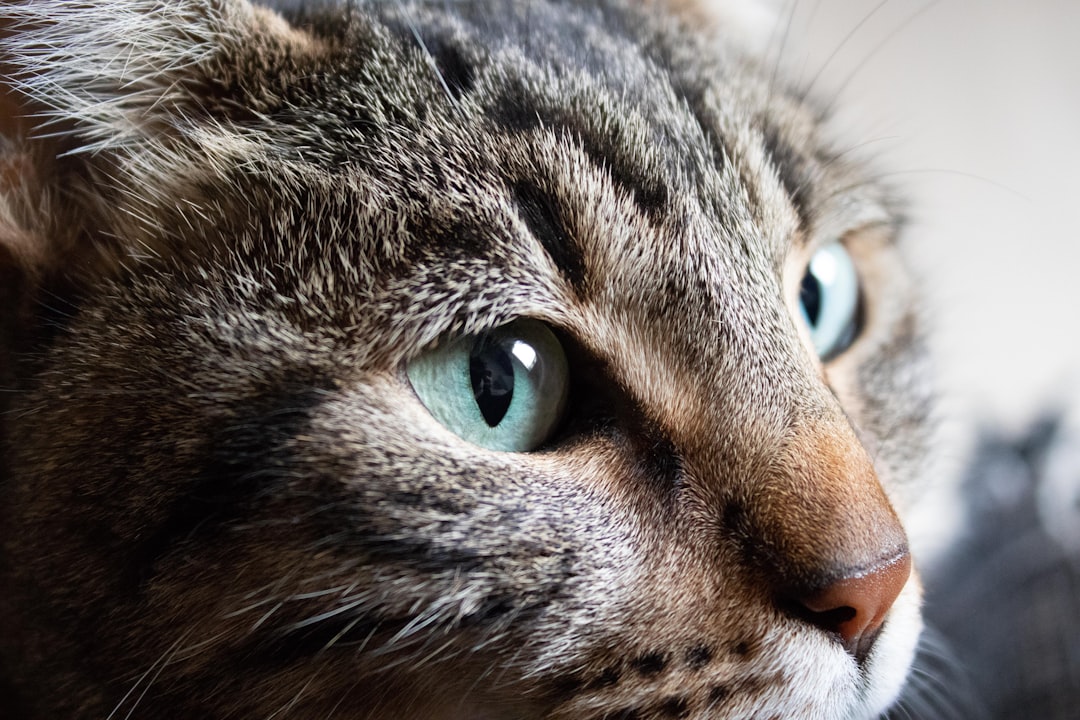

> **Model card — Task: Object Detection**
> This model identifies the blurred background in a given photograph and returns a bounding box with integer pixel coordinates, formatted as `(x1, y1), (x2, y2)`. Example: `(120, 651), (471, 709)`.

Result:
(782, 0), (1080, 425)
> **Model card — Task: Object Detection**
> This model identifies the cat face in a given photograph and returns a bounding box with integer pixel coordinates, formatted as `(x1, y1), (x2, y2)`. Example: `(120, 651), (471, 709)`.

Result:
(0, 1), (934, 718)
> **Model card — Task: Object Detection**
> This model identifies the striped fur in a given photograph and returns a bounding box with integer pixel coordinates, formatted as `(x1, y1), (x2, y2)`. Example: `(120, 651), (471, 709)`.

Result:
(0, 1), (935, 718)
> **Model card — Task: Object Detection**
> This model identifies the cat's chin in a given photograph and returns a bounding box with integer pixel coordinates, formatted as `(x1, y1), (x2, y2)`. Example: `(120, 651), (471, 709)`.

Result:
(748, 590), (922, 720)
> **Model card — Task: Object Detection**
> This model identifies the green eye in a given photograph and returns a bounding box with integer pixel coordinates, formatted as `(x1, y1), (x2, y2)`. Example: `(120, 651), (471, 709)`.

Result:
(407, 319), (570, 452)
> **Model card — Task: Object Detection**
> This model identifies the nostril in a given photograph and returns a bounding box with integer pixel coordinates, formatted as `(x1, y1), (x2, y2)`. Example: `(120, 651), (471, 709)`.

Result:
(798, 604), (857, 634)
(787, 551), (912, 663)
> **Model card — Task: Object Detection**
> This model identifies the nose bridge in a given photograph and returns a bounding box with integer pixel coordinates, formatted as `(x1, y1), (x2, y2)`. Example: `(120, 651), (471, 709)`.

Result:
(601, 252), (907, 579)
(639, 310), (912, 659)
(680, 292), (907, 582)
(603, 250), (913, 652)
(664, 321), (908, 587)
(756, 415), (908, 586)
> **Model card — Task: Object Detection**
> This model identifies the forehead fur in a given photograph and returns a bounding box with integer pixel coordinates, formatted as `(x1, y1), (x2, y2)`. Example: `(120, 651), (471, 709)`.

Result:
(0, 0), (897, 446)
(4, 2), (863, 295)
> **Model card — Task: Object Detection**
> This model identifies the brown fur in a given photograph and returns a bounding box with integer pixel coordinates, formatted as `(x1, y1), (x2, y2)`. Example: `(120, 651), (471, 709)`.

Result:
(0, 1), (935, 718)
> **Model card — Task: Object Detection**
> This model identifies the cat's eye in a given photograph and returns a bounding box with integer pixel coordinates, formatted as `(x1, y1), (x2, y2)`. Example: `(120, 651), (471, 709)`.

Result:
(407, 319), (570, 452)
(798, 243), (861, 360)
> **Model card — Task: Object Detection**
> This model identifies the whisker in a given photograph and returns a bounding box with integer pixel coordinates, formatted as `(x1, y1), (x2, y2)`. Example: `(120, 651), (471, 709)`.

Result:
(801, 0), (889, 100)
(886, 627), (983, 719)
(288, 595), (371, 631)
(818, 166), (1029, 209)
(402, 9), (461, 113)
(265, 673), (318, 720)
(323, 678), (362, 720)
(317, 614), (378, 655)
(820, 0), (940, 117)
(767, 0), (801, 103)
(863, 167), (1029, 201)
(106, 629), (193, 720)
(250, 600), (286, 632)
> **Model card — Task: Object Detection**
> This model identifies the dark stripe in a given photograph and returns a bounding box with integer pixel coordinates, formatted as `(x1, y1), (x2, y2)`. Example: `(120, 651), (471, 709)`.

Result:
(386, 18), (478, 102)
(428, 39), (476, 100)
(761, 123), (813, 230)
(665, 76), (731, 178)
(511, 179), (589, 293)
(555, 120), (670, 219)
(487, 87), (670, 221)
(631, 651), (668, 676)
(126, 380), (328, 594)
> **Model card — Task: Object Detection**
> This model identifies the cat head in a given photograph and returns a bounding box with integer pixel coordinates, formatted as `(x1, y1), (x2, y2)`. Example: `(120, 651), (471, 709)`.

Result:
(0, 1), (934, 718)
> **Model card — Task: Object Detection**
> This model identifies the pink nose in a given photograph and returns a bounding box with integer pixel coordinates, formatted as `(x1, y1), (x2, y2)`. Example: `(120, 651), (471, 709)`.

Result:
(793, 551), (912, 661)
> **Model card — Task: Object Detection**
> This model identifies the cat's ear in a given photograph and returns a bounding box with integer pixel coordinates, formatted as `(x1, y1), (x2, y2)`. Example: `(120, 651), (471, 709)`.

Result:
(0, 0), (315, 293)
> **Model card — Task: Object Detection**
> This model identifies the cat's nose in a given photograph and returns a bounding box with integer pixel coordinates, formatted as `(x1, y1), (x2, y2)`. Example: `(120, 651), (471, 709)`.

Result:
(789, 550), (911, 662)
(732, 417), (913, 663)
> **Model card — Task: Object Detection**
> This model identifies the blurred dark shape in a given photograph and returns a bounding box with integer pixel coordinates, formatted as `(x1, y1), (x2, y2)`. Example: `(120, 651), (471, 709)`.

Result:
(897, 415), (1080, 719)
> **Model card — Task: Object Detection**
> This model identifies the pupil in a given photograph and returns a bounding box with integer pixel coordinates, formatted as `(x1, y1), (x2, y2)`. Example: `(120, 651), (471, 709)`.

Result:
(469, 339), (514, 427)
(800, 272), (821, 327)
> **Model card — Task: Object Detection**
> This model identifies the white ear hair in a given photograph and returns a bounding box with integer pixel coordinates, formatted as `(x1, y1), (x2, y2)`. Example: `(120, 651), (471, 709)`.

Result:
(0, 0), (302, 157)
(0, 0), (296, 278)
(1, 1), (220, 154)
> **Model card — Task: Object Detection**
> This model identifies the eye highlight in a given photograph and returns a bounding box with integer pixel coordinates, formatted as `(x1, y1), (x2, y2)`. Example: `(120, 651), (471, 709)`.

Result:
(798, 243), (861, 360)
(407, 319), (569, 452)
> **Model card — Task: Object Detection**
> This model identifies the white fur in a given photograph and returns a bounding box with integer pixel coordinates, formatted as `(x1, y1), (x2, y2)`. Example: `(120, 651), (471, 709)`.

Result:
(0, 1), (228, 153)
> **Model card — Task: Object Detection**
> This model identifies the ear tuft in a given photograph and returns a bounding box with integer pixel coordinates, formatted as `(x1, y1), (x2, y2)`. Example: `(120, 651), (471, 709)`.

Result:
(0, 0), (320, 285)
(0, 1), (241, 155)
(0, 0), (287, 331)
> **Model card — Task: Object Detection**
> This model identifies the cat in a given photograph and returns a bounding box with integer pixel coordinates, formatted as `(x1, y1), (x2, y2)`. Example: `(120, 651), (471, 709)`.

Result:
(0, 0), (939, 718)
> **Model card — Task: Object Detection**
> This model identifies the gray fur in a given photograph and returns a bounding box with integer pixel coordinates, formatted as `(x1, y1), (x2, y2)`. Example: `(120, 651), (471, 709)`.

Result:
(0, 1), (934, 718)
